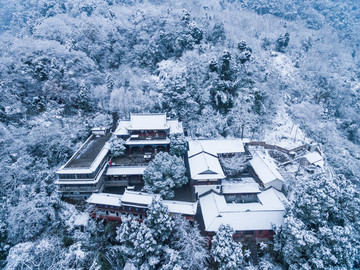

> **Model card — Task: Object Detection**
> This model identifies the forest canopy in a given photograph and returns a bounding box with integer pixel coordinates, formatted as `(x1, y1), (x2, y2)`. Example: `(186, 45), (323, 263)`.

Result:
(1, 0), (360, 268)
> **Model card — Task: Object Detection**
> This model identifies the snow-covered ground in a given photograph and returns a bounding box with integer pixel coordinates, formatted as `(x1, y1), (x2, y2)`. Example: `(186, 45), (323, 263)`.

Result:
(264, 105), (311, 149)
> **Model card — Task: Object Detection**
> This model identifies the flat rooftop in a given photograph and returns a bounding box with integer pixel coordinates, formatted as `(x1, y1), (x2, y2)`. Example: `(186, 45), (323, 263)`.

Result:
(111, 153), (150, 167)
(66, 133), (111, 168)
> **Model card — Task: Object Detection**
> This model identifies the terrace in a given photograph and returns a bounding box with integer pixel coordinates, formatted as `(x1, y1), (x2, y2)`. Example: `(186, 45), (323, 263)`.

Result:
(66, 133), (111, 168)
(110, 152), (152, 167)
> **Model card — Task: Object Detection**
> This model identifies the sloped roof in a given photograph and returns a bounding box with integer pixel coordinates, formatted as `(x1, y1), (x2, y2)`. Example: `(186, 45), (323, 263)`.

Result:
(128, 113), (168, 130)
(86, 193), (122, 206)
(113, 120), (131, 136)
(163, 200), (198, 216)
(187, 139), (246, 181)
(113, 114), (183, 135)
(106, 166), (146, 176)
(249, 151), (284, 185)
(167, 119), (184, 134)
(121, 190), (158, 207)
(222, 183), (261, 194)
(188, 152), (226, 180)
(86, 191), (198, 216)
(56, 134), (110, 174)
(188, 139), (245, 157)
(304, 152), (324, 168)
(199, 188), (286, 232)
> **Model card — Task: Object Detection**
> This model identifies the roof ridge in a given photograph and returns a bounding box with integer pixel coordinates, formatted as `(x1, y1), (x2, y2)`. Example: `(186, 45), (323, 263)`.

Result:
(253, 151), (281, 180)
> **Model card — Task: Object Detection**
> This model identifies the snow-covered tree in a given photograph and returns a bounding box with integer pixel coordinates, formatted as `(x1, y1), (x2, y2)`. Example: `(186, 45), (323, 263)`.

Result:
(169, 133), (188, 157)
(160, 247), (183, 270)
(5, 238), (63, 270)
(115, 201), (176, 268)
(210, 224), (244, 270)
(173, 215), (209, 270)
(275, 173), (360, 269)
(143, 152), (188, 199)
(116, 217), (160, 267)
(6, 192), (58, 245)
(145, 200), (174, 244)
(109, 136), (126, 158)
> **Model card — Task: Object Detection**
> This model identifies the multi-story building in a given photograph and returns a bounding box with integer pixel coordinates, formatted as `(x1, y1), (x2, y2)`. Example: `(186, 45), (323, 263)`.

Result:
(113, 113), (183, 154)
(55, 130), (111, 199)
(199, 185), (287, 241)
(86, 189), (198, 222)
(55, 113), (183, 199)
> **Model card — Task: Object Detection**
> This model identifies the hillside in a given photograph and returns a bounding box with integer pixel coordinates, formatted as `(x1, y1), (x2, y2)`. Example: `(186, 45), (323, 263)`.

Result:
(0, 0), (359, 269)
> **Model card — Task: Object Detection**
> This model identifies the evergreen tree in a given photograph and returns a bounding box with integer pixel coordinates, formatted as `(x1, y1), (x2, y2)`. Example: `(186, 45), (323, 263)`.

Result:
(109, 136), (126, 158)
(173, 216), (209, 270)
(143, 152), (188, 199)
(116, 217), (160, 267)
(169, 133), (188, 157)
(275, 173), (360, 269)
(275, 33), (290, 52)
(145, 200), (174, 244)
(210, 224), (244, 270)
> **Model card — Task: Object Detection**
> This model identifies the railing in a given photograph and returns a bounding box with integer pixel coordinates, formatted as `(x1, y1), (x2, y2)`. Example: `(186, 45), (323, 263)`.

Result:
(247, 141), (307, 155)
(109, 163), (148, 167)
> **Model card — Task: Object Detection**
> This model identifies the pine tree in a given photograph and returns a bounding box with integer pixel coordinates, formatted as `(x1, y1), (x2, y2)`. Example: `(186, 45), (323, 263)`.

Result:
(109, 136), (126, 158)
(210, 224), (244, 270)
(143, 152), (188, 199)
(173, 216), (209, 270)
(169, 133), (188, 157)
(145, 200), (174, 244)
(274, 174), (360, 269)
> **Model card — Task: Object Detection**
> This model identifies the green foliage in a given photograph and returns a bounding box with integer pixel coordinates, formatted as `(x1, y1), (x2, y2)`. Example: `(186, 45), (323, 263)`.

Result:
(98, 251), (112, 270)
(145, 200), (174, 244)
(115, 201), (175, 268)
(275, 33), (290, 53)
(143, 152), (188, 199)
(62, 236), (74, 248)
(169, 133), (188, 156)
(274, 174), (360, 269)
(210, 224), (244, 270)
(109, 136), (126, 158)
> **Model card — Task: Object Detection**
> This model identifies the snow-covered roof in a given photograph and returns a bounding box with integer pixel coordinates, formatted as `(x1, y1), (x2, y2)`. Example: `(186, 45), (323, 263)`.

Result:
(187, 139), (247, 181)
(167, 119), (184, 134)
(304, 152), (324, 168)
(106, 166), (146, 176)
(125, 138), (170, 145)
(188, 139), (245, 158)
(86, 191), (197, 216)
(222, 183), (261, 194)
(121, 190), (159, 207)
(199, 188), (286, 232)
(56, 135), (110, 175)
(86, 193), (122, 207)
(114, 120), (131, 136)
(55, 161), (107, 185)
(188, 152), (226, 180)
(91, 127), (107, 131)
(249, 151), (284, 185)
(128, 113), (168, 130)
(113, 114), (183, 135)
(163, 200), (198, 216)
